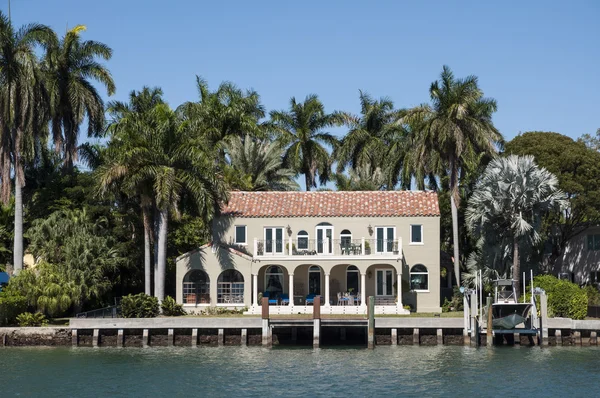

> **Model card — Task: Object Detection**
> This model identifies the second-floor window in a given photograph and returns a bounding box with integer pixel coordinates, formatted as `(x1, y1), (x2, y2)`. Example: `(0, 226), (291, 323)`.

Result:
(588, 234), (600, 251)
(410, 225), (423, 244)
(264, 227), (284, 254)
(235, 225), (247, 245)
(297, 230), (309, 250)
(375, 227), (395, 253)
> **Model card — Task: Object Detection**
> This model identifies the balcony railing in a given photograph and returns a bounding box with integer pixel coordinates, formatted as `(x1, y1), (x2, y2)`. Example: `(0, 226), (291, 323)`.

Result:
(253, 237), (402, 257)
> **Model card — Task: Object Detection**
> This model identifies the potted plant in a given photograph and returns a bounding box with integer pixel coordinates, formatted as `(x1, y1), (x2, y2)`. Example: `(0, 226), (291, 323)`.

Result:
(364, 241), (371, 255)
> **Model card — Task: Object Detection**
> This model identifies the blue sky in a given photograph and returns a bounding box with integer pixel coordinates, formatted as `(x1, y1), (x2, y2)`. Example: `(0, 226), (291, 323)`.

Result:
(7, 0), (599, 143)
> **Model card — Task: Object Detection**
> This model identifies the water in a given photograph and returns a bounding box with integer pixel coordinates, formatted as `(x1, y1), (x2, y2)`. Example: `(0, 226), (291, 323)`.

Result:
(2, 346), (599, 397)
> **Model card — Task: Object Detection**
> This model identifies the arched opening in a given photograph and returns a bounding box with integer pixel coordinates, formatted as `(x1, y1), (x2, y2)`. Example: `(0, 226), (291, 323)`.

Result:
(183, 270), (210, 304)
(308, 265), (322, 295)
(265, 265), (285, 297)
(297, 230), (309, 250)
(410, 264), (429, 291)
(346, 265), (359, 293)
(340, 229), (354, 254)
(217, 269), (244, 304)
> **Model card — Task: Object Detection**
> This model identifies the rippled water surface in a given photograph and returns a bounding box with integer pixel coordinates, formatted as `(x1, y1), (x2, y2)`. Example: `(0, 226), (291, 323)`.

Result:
(2, 345), (600, 397)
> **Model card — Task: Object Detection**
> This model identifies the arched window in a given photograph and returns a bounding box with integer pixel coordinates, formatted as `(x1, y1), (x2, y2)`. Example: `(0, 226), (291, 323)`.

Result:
(346, 265), (359, 293)
(265, 265), (284, 297)
(410, 264), (429, 291)
(217, 269), (244, 304)
(183, 270), (210, 304)
(297, 230), (309, 250)
(309, 265), (322, 295)
(340, 229), (353, 254)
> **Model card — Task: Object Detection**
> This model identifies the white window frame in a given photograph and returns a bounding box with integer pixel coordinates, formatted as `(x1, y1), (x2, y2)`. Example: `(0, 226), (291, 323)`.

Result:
(375, 226), (396, 254)
(264, 265), (285, 296)
(296, 230), (309, 250)
(264, 227), (284, 254)
(374, 268), (394, 296)
(410, 224), (424, 245)
(410, 264), (429, 292)
(234, 225), (247, 245)
(315, 224), (334, 255)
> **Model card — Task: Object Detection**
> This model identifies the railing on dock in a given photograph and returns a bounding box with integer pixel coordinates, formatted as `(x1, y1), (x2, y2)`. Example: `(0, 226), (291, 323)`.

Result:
(76, 298), (121, 319)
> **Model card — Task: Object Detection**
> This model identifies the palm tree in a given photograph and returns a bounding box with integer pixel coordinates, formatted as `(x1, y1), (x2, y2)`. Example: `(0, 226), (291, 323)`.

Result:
(0, 12), (55, 273)
(404, 66), (503, 286)
(465, 155), (566, 297)
(99, 87), (165, 296)
(43, 25), (115, 171)
(270, 95), (340, 190)
(224, 135), (299, 191)
(334, 165), (386, 191)
(98, 102), (227, 301)
(335, 91), (403, 175)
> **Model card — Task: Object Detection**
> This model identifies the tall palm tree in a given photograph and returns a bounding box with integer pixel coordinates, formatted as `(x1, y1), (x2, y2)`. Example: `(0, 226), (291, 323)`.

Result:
(99, 87), (165, 296)
(404, 66), (503, 286)
(335, 91), (403, 175)
(334, 164), (386, 191)
(224, 135), (299, 191)
(98, 102), (227, 301)
(270, 95), (340, 190)
(43, 25), (115, 171)
(0, 12), (55, 273)
(466, 155), (566, 297)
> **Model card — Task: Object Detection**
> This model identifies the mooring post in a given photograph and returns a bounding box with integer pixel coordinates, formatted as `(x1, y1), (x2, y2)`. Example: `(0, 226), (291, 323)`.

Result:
(391, 328), (398, 346)
(470, 292), (478, 347)
(262, 297), (270, 347)
(591, 331), (597, 346)
(555, 329), (562, 346)
(71, 329), (78, 347)
(168, 329), (174, 346)
(142, 329), (149, 348)
(117, 329), (124, 348)
(540, 293), (548, 346)
(367, 296), (375, 349)
(192, 329), (198, 347)
(486, 297), (492, 347)
(313, 296), (321, 348)
(218, 329), (224, 346)
(241, 329), (247, 346)
(92, 329), (99, 348)
(574, 331), (582, 346)
(2, 333), (6, 347)
(413, 328), (420, 345)
(437, 329), (443, 345)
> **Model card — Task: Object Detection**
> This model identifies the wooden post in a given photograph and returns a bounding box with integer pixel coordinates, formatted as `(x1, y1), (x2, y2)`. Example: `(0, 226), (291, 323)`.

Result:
(540, 293), (548, 346)
(192, 329), (198, 347)
(437, 328), (443, 345)
(555, 329), (562, 346)
(470, 292), (477, 347)
(262, 297), (269, 319)
(391, 328), (398, 346)
(71, 329), (78, 347)
(368, 296), (375, 349)
(218, 329), (224, 346)
(168, 329), (174, 346)
(262, 296), (271, 347)
(92, 329), (99, 348)
(241, 329), (247, 346)
(143, 329), (149, 348)
(313, 296), (321, 318)
(413, 328), (419, 345)
(313, 296), (321, 348)
(486, 297), (492, 347)
(117, 329), (124, 348)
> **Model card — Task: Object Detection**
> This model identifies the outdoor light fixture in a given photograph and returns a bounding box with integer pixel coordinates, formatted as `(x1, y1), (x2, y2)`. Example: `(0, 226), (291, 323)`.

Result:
(286, 225), (292, 236)
(368, 224), (373, 236)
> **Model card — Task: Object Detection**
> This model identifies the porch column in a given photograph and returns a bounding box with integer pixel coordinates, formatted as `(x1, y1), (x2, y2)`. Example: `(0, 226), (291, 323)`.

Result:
(289, 273), (294, 306)
(324, 273), (330, 306)
(397, 271), (403, 308)
(360, 273), (366, 307)
(252, 273), (258, 307)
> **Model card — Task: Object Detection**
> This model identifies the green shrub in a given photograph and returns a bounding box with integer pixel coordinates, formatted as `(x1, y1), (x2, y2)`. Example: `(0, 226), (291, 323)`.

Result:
(0, 291), (28, 326)
(121, 293), (159, 318)
(161, 296), (186, 316)
(441, 287), (464, 313)
(534, 275), (588, 320)
(584, 285), (600, 306)
(16, 312), (48, 327)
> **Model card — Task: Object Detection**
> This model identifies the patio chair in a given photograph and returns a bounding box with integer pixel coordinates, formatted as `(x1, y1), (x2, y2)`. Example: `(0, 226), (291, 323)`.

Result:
(337, 292), (349, 306)
(305, 293), (316, 305)
(280, 293), (290, 305)
(268, 293), (279, 305)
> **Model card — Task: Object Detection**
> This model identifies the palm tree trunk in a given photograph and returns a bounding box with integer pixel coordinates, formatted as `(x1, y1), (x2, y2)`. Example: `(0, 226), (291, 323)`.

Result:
(142, 206), (152, 296)
(305, 173), (311, 192)
(513, 235), (520, 300)
(156, 207), (168, 302)
(153, 205), (159, 297)
(13, 172), (23, 274)
(450, 194), (460, 286)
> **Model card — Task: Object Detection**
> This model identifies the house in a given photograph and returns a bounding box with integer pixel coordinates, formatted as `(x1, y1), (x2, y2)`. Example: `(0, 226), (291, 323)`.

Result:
(175, 191), (443, 314)
(551, 225), (600, 285)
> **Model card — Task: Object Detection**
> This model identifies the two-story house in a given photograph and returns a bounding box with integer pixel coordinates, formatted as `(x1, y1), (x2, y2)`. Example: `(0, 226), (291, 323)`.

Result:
(550, 225), (600, 284)
(176, 191), (442, 314)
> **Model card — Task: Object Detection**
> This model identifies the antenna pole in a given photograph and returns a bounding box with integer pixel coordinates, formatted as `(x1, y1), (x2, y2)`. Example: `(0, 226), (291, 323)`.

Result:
(8, 0), (10, 21)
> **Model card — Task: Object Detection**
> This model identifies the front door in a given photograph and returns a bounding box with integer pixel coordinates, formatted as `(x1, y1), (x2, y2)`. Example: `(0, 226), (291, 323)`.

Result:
(316, 226), (333, 255)
(376, 269), (394, 296)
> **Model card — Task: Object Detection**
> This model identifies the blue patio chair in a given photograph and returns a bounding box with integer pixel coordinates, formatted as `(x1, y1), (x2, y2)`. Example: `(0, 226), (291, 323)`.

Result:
(268, 293), (279, 305)
(280, 293), (290, 305)
(305, 293), (316, 305)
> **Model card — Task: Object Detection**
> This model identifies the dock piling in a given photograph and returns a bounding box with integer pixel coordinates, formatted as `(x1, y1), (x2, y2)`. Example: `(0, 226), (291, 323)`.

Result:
(241, 329), (247, 346)
(71, 329), (78, 347)
(590, 331), (597, 346)
(168, 329), (174, 346)
(142, 329), (149, 347)
(218, 329), (224, 346)
(555, 329), (562, 346)
(391, 328), (398, 346)
(367, 296), (375, 349)
(486, 297), (492, 347)
(574, 331), (582, 346)
(437, 328), (443, 345)
(92, 329), (99, 347)
(540, 293), (548, 346)
(413, 328), (419, 345)
(192, 329), (198, 347)
(117, 329), (124, 348)
(313, 296), (321, 348)
(262, 297), (270, 347)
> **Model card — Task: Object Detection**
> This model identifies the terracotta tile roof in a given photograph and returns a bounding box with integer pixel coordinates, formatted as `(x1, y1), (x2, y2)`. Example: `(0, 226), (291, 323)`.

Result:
(221, 191), (440, 218)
